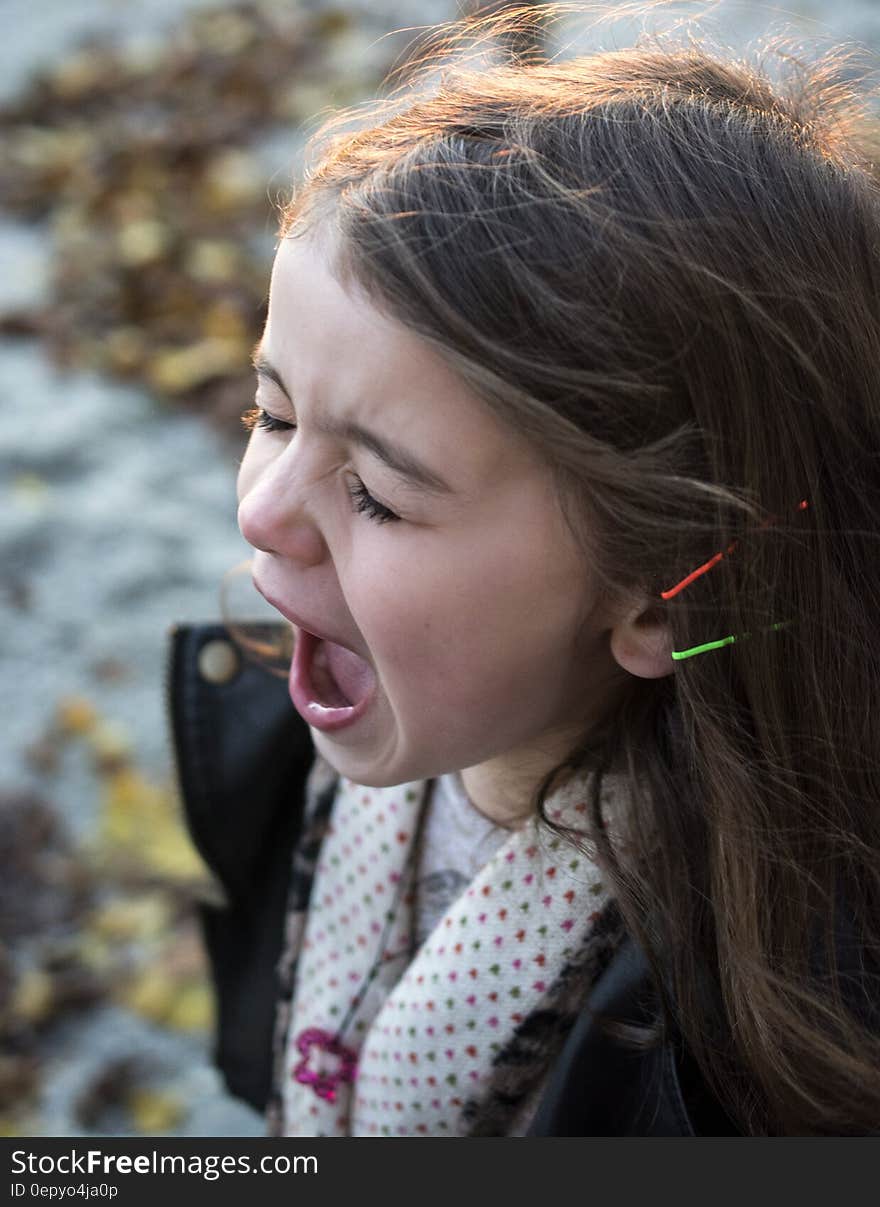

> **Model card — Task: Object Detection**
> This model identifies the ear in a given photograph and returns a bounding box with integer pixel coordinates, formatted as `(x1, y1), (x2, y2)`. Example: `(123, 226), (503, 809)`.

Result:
(608, 601), (675, 680)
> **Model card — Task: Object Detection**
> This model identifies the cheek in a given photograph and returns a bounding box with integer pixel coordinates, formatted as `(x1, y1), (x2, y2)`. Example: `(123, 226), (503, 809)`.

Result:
(349, 548), (439, 655)
(342, 546), (454, 690)
(352, 540), (561, 701)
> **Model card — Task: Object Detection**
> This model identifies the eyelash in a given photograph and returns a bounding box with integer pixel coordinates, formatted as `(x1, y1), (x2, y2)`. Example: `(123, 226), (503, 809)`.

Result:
(241, 405), (400, 525)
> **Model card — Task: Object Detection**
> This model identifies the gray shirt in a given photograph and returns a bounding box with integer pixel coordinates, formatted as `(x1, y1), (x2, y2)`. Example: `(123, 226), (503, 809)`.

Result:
(413, 770), (511, 949)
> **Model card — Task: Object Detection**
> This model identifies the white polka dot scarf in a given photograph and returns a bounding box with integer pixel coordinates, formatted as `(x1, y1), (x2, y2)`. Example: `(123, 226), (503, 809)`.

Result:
(279, 771), (625, 1137)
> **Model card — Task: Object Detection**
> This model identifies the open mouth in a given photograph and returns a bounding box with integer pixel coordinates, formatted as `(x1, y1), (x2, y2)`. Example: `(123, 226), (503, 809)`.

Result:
(311, 640), (354, 708)
(288, 628), (377, 732)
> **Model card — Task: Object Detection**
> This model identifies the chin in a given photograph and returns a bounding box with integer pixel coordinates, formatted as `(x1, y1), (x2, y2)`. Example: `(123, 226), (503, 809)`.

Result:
(309, 733), (407, 790)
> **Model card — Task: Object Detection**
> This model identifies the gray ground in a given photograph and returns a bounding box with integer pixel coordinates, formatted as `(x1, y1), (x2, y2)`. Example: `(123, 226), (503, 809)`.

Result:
(1, 0), (877, 1138)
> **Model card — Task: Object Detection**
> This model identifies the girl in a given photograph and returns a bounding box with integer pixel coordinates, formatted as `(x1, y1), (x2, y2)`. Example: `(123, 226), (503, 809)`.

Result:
(173, 3), (880, 1135)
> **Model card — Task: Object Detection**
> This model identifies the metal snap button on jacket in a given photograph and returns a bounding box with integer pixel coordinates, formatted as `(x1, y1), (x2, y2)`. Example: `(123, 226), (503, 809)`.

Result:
(197, 638), (240, 685)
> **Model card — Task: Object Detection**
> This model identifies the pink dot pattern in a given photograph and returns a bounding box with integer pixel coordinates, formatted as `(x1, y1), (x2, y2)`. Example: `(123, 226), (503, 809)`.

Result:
(282, 774), (613, 1137)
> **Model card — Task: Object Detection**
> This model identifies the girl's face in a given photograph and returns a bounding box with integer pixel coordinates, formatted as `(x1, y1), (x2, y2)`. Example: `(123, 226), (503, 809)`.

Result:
(237, 228), (627, 813)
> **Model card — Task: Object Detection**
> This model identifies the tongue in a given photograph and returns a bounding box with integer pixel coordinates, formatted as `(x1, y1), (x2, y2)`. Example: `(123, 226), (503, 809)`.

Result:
(323, 640), (376, 708)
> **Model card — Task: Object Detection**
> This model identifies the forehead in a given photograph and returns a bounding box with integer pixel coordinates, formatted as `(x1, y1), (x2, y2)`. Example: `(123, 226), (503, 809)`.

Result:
(263, 232), (540, 490)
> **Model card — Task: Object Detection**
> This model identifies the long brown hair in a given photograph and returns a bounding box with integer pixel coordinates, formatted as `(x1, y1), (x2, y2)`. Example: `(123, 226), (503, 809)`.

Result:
(262, 3), (880, 1133)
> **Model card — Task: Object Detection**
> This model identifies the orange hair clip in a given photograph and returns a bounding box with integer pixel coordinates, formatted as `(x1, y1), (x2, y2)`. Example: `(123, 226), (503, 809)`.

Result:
(660, 499), (809, 601)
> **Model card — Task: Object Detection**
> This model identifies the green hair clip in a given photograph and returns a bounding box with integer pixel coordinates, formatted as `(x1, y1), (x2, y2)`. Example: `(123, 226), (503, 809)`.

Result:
(671, 620), (791, 661)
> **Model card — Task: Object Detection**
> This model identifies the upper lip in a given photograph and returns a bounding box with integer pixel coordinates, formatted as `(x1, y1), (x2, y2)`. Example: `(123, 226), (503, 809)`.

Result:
(252, 576), (356, 652)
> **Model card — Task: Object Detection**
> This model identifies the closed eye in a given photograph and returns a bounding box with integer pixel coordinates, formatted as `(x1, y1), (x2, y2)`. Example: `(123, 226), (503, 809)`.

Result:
(242, 406), (293, 434)
(241, 406), (400, 524)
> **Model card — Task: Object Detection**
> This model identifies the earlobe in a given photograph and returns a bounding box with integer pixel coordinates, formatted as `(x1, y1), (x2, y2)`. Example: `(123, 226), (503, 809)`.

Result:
(609, 606), (675, 680)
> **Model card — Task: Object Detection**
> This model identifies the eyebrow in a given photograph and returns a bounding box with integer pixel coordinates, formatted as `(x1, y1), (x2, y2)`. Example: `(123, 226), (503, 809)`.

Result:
(251, 347), (454, 496)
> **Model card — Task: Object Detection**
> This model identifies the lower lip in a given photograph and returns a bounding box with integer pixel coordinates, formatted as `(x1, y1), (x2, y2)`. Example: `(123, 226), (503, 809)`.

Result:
(288, 627), (375, 732)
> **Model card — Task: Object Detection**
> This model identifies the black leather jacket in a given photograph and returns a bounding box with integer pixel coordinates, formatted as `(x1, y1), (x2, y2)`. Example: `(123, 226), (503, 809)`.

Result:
(167, 621), (746, 1136)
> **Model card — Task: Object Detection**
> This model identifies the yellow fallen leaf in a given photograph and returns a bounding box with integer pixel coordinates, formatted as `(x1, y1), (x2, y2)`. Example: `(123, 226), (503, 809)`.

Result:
(116, 967), (177, 1024)
(126, 1087), (185, 1134)
(88, 766), (210, 885)
(186, 240), (240, 284)
(117, 219), (171, 267)
(200, 297), (247, 341)
(105, 327), (147, 373)
(147, 337), (247, 395)
(72, 932), (115, 976)
(0, 1117), (25, 1137)
(89, 720), (134, 768)
(99, 767), (161, 848)
(49, 49), (116, 102)
(86, 893), (171, 943)
(119, 36), (165, 79)
(141, 819), (211, 882)
(10, 126), (74, 172)
(201, 149), (262, 212)
(56, 695), (98, 736)
(11, 968), (54, 1026)
(164, 982), (213, 1034)
(115, 965), (212, 1035)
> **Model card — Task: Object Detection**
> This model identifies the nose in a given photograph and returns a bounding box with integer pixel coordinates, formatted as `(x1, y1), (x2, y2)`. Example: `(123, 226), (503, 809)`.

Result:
(237, 456), (326, 566)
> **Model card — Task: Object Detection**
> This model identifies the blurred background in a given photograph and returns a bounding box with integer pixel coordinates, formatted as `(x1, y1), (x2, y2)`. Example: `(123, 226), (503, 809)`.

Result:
(1, 0), (878, 1138)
